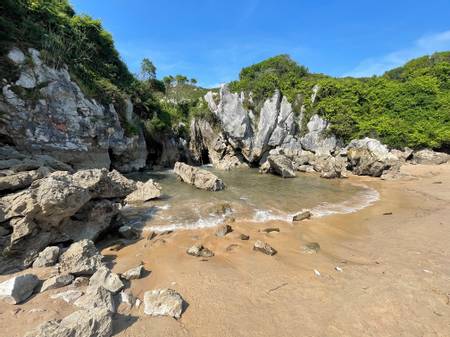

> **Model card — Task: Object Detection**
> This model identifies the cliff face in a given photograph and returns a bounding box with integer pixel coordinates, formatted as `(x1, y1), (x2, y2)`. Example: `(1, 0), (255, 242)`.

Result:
(0, 48), (147, 172)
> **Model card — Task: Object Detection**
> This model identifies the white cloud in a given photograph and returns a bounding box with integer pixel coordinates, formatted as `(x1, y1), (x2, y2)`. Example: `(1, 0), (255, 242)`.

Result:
(343, 30), (450, 77)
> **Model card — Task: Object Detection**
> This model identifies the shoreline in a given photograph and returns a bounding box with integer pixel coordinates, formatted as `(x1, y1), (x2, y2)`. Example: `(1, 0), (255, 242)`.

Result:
(1, 163), (449, 337)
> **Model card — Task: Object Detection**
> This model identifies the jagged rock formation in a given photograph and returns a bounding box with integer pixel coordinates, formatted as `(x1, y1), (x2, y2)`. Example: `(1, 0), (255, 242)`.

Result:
(174, 162), (225, 191)
(0, 48), (147, 172)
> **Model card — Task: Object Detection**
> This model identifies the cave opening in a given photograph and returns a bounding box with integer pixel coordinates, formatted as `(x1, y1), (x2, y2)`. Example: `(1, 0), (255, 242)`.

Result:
(200, 148), (210, 165)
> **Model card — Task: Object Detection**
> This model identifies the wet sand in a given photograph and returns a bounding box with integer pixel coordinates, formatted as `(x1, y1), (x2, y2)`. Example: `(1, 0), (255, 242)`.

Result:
(1, 163), (449, 337)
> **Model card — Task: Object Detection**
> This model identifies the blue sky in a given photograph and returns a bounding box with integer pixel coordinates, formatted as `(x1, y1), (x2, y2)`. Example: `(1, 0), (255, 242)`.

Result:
(70, 0), (450, 88)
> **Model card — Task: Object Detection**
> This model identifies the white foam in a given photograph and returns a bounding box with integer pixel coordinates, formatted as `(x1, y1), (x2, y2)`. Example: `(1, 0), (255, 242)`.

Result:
(156, 204), (171, 210)
(145, 214), (226, 233)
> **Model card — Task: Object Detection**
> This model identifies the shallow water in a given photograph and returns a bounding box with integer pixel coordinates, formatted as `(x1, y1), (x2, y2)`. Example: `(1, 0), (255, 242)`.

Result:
(125, 167), (378, 232)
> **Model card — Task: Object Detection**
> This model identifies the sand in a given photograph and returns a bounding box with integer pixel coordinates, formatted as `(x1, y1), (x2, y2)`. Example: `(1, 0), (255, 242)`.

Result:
(1, 163), (449, 337)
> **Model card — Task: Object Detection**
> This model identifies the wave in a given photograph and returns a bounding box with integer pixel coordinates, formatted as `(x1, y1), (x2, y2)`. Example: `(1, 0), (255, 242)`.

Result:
(145, 213), (226, 233)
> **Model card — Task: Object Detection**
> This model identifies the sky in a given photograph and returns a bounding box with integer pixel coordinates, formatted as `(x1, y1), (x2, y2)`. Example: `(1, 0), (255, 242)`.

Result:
(70, 0), (450, 88)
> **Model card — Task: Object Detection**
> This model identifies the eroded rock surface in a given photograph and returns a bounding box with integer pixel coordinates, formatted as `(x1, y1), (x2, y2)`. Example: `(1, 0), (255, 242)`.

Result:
(174, 162), (225, 191)
(144, 288), (185, 319)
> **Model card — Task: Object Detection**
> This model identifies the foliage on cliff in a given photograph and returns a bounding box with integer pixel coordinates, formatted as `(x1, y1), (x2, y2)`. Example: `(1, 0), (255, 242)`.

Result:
(230, 53), (450, 150)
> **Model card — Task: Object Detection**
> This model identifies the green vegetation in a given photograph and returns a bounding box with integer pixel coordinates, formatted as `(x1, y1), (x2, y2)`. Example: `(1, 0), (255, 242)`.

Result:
(230, 53), (450, 149)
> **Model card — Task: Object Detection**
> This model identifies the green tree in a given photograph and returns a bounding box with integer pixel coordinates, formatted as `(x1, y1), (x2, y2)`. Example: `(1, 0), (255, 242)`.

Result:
(140, 58), (156, 80)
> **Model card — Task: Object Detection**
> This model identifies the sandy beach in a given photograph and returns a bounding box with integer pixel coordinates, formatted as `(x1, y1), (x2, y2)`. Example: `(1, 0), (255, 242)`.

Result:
(1, 163), (449, 337)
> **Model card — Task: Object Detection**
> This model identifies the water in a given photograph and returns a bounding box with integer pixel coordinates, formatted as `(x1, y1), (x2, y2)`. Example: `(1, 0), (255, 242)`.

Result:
(124, 168), (379, 232)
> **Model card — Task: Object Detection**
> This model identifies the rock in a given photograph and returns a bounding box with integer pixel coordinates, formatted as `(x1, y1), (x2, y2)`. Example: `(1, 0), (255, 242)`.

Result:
(174, 162), (225, 191)
(346, 138), (399, 177)
(297, 164), (315, 173)
(186, 243), (214, 258)
(72, 277), (89, 288)
(50, 290), (84, 303)
(215, 224), (232, 237)
(263, 154), (296, 178)
(118, 225), (140, 240)
(74, 286), (116, 313)
(2, 48), (147, 173)
(253, 240), (277, 256)
(121, 265), (145, 281)
(25, 308), (112, 337)
(0, 274), (40, 304)
(33, 246), (60, 268)
(89, 266), (124, 293)
(390, 148), (413, 161)
(302, 242), (321, 254)
(292, 210), (312, 221)
(239, 233), (250, 240)
(412, 149), (448, 165)
(119, 289), (136, 307)
(259, 227), (280, 233)
(0, 170), (46, 193)
(143, 288), (185, 319)
(41, 274), (74, 292)
(59, 240), (104, 276)
(124, 179), (162, 203)
(300, 114), (337, 155)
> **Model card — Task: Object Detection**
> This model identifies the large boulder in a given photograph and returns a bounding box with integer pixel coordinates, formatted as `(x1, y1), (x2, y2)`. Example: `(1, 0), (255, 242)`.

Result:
(32, 246), (60, 268)
(59, 240), (104, 276)
(260, 154), (296, 178)
(174, 162), (225, 191)
(124, 179), (161, 203)
(25, 308), (112, 337)
(2, 48), (147, 172)
(89, 266), (124, 293)
(412, 149), (448, 165)
(0, 274), (40, 304)
(346, 138), (399, 177)
(144, 288), (185, 319)
(74, 286), (116, 313)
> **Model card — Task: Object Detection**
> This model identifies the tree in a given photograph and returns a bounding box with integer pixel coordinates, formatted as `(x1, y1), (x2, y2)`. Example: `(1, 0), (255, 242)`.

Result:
(141, 58), (156, 81)
(163, 75), (174, 88)
(175, 74), (188, 85)
(190, 78), (197, 85)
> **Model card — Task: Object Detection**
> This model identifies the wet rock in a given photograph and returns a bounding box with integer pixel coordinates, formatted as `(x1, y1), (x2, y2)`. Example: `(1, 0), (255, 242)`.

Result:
(41, 274), (74, 292)
(186, 243), (214, 258)
(74, 286), (116, 313)
(144, 288), (185, 319)
(124, 179), (161, 203)
(412, 149), (448, 165)
(89, 266), (124, 293)
(302, 242), (320, 254)
(121, 264), (145, 281)
(215, 224), (232, 237)
(0, 274), (40, 304)
(72, 277), (89, 288)
(174, 162), (225, 191)
(59, 240), (104, 276)
(263, 154), (296, 178)
(50, 289), (84, 303)
(253, 240), (277, 256)
(33, 246), (60, 268)
(118, 225), (139, 240)
(25, 308), (112, 337)
(292, 210), (311, 221)
(239, 233), (250, 240)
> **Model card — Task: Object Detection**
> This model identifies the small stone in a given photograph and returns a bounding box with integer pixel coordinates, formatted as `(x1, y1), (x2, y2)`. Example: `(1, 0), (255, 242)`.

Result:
(40, 274), (74, 293)
(0, 274), (40, 304)
(186, 244), (214, 258)
(33, 246), (60, 268)
(72, 277), (89, 288)
(226, 244), (240, 252)
(144, 288), (184, 319)
(121, 264), (145, 281)
(51, 290), (84, 304)
(239, 233), (250, 240)
(302, 242), (320, 254)
(89, 266), (124, 293)
(253, 240), (277, 256)
(215, 224), (232, 237)
(292, 210), (311, 221)
(259, 227), (280, 233)
(335, 266), (343, 272)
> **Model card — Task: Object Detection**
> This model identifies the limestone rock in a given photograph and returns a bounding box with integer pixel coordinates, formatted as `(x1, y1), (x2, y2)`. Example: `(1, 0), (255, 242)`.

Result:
(262, 154), (296, 178)
(124, 179), (161, 203)
(239, 233), (250, 240)
(88, 266), (124, 293)
(302, 242), (321, 254)
(174, 162), (225, 191)
(41, 274), (74, 293)
(412, 149), (448, 165)
(253, 240), (277, 256)
(72, 277), (89, 288)
(215, 224), (232, 237)
(292, 210), (311, 221)
(74, 286), (116, 313)
(144, 288), (185, 319)
(59, 240), (104, 276)
(33, 246), (60, 268)
(121, 265), (145, 281)
(0, 274), (40, 304)
(25, 308), (112, 337)
(300, 114), (337, 155)
(50, 289), (84, 304)
(186, 243), (214, 258)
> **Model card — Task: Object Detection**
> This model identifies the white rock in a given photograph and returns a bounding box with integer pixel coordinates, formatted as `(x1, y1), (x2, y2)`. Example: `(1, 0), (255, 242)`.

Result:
(7, 48), (25, 64)
(89, 266), (124, 293)
(0, 274), (40, 304)
(33, 246), (60, 268)
(124, 179), (161, 203)
(144, 288), (184, 319)
(74, 286), (116, 313)
(50, 289), (84, 304)
(121, 265), (144, 281)
(41, 274), (74, 293)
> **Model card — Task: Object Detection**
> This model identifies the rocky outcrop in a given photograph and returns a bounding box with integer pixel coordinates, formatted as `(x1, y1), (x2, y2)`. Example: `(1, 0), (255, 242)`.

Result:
(300, 114), (337, 155)
(412, 149), (449, 165)
(0, 273), (40, 304)
(0, 169), (137, 273)
(1, 48), (147, 172)
(144, 288), (185, 319)
(174, 162), (225, 191)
